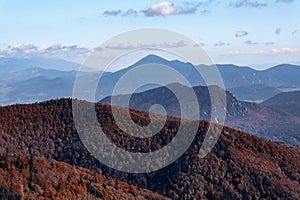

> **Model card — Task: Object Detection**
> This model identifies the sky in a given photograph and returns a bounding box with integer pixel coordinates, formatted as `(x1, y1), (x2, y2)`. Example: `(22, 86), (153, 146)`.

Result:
(0, 0), (300, 69)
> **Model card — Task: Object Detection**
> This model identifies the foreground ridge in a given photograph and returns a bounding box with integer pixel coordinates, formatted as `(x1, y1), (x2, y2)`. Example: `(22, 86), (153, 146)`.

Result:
(0, 148), (168, 199)
(0, 98), (299, 199)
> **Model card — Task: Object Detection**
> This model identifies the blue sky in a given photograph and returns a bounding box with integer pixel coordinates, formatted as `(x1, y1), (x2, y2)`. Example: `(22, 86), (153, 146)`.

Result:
(0, 0), (300, 69)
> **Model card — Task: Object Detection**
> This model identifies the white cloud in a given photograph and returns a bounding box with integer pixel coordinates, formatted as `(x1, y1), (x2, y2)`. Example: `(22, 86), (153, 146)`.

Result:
(245, 40), (258, 45)
(0, 44), (90, 63)
(222, 48), (298, 57)
(122, 9), (138, 16)
(105, 40), (187, 50)
(226, 50), (241, 55)
(275, 28), (281, 35)
(231, 0), (267, 8)
(276, 0), (293, 3)
(271, 48), (298, 53)
(103, 9), (138, 17)
(142, 1), (196, 16)
(193, 42), (206, 47)
(264, 42), (274, 45)
(235, 31), (249, 37)
(292, 28), (300, 35)
(183, 0), (216, 8)
(103, 10), (122, 16)
(214, 41), (230, 46)
(200, 9), (211, 15)
(244, 40), (274, 45)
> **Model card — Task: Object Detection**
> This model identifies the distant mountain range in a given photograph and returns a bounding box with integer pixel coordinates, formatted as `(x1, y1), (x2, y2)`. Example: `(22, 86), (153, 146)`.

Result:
(1, 55), (300, 146)
(1, 55), (300, 105)
(100, 83), (300, 145)
(228, 84), (282, 103)
(263, 90), (300, 118)
(0, 57), (80, 72)
(0, 98), (299, 199)
(96, 55), (300, 102)
(0, 57), (111, 105)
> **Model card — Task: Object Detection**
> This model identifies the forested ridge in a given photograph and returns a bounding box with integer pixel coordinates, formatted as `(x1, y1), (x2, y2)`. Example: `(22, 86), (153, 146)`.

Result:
(0, 98), (299, 199)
